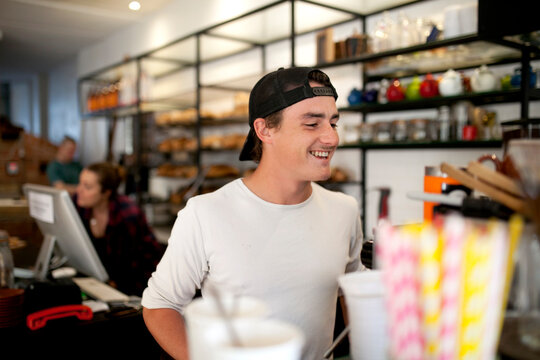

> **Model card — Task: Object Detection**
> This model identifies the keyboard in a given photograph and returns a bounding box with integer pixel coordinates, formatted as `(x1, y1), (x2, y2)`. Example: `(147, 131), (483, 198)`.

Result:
(73, 277), (130, 302)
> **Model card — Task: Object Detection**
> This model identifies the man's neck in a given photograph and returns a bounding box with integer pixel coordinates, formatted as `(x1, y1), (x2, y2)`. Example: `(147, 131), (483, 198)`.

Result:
(242, 163), (312, 205)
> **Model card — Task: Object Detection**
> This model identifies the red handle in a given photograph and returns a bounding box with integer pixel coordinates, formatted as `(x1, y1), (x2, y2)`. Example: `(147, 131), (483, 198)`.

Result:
(26, 304), (93, 330)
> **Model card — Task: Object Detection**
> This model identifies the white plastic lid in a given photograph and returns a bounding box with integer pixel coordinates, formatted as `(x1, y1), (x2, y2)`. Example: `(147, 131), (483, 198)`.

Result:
(338, 270), (385, 297)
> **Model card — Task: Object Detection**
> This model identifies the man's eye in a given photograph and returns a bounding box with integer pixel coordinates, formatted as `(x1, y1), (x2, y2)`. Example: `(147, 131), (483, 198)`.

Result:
(305, 123), (317, 128)
(331, 123), (339, 129)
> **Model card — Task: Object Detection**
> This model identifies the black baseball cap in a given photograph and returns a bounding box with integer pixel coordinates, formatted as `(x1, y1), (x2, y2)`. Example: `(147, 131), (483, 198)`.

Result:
(239, 67), (338, 161)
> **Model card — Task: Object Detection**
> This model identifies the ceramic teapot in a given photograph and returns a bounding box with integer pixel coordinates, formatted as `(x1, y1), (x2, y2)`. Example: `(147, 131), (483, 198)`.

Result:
(419, 73), (439, 98)
(471, 65), (497, 93)
(439, 69), (463, 96)
(386, 79), (405, 102)
(405, 76), (422, 100)
(362, 86), (378, 103)
(461, 71), (472, 93)
(510, 66), (537, 88)
(347, 88), (363, 106)
(501, 74), (512, 90)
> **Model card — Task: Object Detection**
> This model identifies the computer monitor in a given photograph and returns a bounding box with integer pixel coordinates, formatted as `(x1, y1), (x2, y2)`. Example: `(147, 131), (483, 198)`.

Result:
(22, 183), (108, 282)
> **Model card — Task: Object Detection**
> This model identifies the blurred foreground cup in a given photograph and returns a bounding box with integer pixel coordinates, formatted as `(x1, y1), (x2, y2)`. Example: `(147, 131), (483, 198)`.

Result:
(184, 295), (269, 360)
(207, 318), (304, 360)
(507, 139), (540, 350)
(515, 224), (540, 351)
(338, 270), (388, 360)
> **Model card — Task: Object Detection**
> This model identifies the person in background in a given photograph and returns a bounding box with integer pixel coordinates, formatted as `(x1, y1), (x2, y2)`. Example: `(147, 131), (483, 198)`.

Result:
(46, 136), (83, 195)
(141, 67), (363, 359)
(74, 162), (164, 296)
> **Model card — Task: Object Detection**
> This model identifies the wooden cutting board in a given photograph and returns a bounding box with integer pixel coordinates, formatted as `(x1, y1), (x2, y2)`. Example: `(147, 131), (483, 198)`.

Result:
(466, 161), (524, 198)
(440, 162), (529, 217)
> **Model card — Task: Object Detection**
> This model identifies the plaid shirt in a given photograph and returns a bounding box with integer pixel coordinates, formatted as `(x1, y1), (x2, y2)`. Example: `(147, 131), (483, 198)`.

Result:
(73, 194), (164, 296)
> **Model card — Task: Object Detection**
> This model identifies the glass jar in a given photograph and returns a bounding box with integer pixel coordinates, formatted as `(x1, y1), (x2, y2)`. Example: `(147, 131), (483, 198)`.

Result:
(374, 121), (392, 143)
(427, 119), (439, 141)
(408, 119), (428, 141)
(343, 124), (360, 144)
(438, 106), (451, 141)
(0, 230), (14, 289)
(391, 120), (408, 142)
(358, 122), (374, 143)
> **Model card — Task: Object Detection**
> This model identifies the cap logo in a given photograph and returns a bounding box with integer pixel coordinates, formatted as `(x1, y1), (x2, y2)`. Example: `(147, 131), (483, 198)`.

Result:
(312, 87), (336, 97)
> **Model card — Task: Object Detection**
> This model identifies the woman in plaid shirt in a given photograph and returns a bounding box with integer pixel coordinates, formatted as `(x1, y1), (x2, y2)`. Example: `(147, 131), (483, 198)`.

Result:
(73, 162), (164, 296)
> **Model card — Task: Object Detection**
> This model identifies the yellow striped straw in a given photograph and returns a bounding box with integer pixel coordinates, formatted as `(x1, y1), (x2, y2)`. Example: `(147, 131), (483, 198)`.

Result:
(419, 223), (442, 360)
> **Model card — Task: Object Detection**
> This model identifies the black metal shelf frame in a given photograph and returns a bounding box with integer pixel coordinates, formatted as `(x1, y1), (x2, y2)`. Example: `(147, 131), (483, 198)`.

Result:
(339, 139), (502, 150)
(77, 0), (537, 234)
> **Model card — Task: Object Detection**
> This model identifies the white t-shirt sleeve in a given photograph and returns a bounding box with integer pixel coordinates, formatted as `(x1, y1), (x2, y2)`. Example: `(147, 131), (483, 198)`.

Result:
(141, 200), (208, 313)
(346, 210), (363, 273)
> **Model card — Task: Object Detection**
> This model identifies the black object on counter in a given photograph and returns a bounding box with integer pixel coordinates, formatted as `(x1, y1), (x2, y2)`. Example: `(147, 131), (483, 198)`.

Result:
(23, 278), (82, 315)
(434, 196), (514, 220)
(360, 240), (374, 270)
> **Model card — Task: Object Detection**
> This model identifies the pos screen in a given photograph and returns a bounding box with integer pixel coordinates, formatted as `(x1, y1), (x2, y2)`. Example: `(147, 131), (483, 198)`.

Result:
(23, 183), (108, 282)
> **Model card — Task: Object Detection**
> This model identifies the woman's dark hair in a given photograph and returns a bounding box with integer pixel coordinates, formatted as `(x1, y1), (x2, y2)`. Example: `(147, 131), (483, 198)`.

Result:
(87, 162), (124, 198)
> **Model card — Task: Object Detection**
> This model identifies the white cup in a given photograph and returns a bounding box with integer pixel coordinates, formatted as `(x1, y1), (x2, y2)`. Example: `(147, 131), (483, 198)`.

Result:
(338, 270), (388, 360)
(207, 318), (305, 360)
(184, 295), (269, 360)
(443, 5), (462, 39)
(459, 3), (478, 35)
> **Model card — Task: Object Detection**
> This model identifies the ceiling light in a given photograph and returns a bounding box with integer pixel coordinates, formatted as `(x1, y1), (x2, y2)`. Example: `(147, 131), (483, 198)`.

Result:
(129, 1), (141, 11)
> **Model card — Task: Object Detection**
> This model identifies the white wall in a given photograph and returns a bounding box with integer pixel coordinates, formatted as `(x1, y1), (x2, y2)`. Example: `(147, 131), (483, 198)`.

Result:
(0, 72), (41, 136)
(77, 0), (274, 77)
(48, 58), (79, 145)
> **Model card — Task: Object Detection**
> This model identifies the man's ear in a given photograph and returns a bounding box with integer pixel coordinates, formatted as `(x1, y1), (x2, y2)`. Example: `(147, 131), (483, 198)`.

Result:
(253, 118), (272, 144)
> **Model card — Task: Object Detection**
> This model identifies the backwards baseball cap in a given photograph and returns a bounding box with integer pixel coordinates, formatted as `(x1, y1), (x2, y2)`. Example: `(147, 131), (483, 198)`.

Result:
(239, 67), (338, 161)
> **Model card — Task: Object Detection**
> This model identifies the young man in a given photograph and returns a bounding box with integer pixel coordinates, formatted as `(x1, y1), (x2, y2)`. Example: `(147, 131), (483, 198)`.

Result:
(142, 67), (363, 359)
(46, 135), (83, 195)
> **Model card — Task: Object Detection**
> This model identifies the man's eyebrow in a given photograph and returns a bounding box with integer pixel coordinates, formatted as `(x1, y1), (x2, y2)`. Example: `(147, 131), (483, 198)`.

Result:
(301, 112), (340, 120)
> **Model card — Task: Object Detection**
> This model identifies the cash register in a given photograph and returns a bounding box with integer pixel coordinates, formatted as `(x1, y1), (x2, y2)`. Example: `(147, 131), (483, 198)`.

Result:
(1, 185), (162, 358)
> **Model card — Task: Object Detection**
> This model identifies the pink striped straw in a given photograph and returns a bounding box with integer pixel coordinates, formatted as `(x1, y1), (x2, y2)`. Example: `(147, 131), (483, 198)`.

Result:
(378, 221), (423, 360)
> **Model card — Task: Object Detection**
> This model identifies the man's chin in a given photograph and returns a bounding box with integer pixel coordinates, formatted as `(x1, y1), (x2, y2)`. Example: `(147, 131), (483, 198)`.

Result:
(311, 172), (332, 182)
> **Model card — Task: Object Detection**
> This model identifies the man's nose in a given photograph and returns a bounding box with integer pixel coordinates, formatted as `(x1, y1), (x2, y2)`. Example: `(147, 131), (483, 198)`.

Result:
(320, 123), (339, 145)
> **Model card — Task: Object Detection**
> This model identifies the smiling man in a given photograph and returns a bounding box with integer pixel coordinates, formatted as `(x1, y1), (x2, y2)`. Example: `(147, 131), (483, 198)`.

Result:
(142, 67), (363, 359)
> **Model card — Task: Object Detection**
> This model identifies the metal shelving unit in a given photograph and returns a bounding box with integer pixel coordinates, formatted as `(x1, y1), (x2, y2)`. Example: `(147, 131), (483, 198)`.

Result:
(78, 0), (538, 233)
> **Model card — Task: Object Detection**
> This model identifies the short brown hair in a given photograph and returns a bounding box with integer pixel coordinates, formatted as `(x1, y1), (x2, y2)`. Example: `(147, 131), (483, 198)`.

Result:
(250, 110), (283, 163)
(86, 162), (124, 198)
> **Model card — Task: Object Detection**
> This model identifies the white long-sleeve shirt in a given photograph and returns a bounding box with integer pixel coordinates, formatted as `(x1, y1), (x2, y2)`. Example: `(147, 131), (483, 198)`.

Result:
(142, 179), (362, 359)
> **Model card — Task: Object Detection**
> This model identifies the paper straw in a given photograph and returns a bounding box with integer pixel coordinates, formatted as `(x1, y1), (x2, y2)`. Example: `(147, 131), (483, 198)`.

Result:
(378, 223), (423, 360)
(458, 222), (490, 358)
(499, 215), (524, 327)
(439, 215), (465, 360)
(419, 223), (442, 360)
(482, 219), (509, 360)
(376, 220), (398, 357)
(377, 215), (523, 360)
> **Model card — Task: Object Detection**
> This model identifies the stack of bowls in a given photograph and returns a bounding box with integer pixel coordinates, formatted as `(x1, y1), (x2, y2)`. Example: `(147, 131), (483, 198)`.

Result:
(0, 288), (25, 328)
